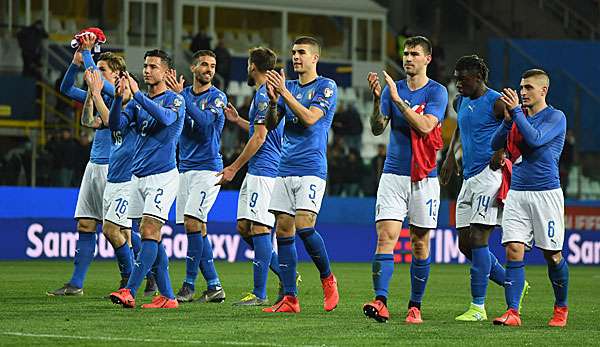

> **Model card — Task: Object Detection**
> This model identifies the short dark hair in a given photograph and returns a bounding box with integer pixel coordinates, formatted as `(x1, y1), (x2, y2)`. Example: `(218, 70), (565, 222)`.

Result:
(192, 49), (216, 61)
(522, 68), (549, 80)
(404, 36), (432, 55)
(454, 55), (489, 82)
(249, 47), (277, 73)
(144, 49), (173, 69)
(293, 36), (321, 55)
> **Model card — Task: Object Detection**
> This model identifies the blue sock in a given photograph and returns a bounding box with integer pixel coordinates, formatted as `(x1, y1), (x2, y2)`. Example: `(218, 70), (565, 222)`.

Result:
(548, 258), (569, 307)
(151, 243), (175, 299)
(269, 249), (281, 280)
(489, 251), (506, 286)
(471, 246), (491, 305)
(409, 255), (431, 304)
(114, 242), (133, 278)
(372, 253), (394, 298)
(69, 232), (96, 288)
(131, 231), (141, 257)
(184, 232), (203, 289)
(199, 235), (221, 289)
(252, 234), (272, 299)
(126, 240), (158, 297)
(504, 260), (525, 311)
(277, 236), (298, 296)
(297, 227), (331, 278)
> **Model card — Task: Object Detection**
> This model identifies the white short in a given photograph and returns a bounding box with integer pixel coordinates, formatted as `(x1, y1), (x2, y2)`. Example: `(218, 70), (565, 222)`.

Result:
(501, 188), (565, 251)
(176, 170), (221, 224)
(237, 173), (276, 227)
(269, 176), (326, 215)
(128, 168), (179, 221)
(375, 173), (440, 229)
(74, 162), (108, 221)
(102, 181), (133, 228)
(456, 166), (503, 228)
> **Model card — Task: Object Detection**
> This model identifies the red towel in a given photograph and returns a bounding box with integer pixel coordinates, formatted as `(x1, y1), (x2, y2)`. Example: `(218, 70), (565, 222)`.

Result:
(70, 27), (107, 52)
(497, 158), (512, 205)
(410, 103), (444, 182)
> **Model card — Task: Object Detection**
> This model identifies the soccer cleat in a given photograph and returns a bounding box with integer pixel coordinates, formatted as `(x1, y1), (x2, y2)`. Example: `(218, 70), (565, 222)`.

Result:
(233, 293), (269, 306)
(110, 288), (136, 308)
(175, 283), (195, 303)
(276, 272), (302, 304)
(518, 280), (530, 312)
(143, 276), (158, 297)
(262, 295), (300, 313)
(321, 273), (339, 312)
(455, 303), (488, 321)
(493, 308), (521, 326)
(363, 299), (389, 323)
(548, 305), (568, 327)
(46, 283), (83, 296)
(141, 295), (179, 309)
(405, 306), (423, 324)
(197, 287), (226, 303)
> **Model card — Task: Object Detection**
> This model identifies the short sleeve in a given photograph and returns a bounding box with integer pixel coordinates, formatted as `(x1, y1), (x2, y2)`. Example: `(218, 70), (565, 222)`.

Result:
(424, 84), (448, 122)
(310, 79), (337, 114)
(254, 90), (270, 125)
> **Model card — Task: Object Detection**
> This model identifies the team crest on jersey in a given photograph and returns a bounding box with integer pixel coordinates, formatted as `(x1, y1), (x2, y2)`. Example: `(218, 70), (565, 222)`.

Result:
(200, 101), (207, 110)
(214, 97), (225, 108)
(307, 89), (314, 99)
(324, 87), (333, 98)
(258, 101), (268, 112)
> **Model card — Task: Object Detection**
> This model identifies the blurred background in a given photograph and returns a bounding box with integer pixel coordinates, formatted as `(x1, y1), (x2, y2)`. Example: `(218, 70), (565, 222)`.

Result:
(0, 0), (598, 199)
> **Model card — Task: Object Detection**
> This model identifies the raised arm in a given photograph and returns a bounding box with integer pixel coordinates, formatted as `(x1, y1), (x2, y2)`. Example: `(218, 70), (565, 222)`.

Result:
(266, 69), (326, 127)
(368, 72), (390, 136)
(60, 58), (87, 103)
(183, 92), (225, 127)
(382, 71), (446, 136)
(80, 34), (115, 96)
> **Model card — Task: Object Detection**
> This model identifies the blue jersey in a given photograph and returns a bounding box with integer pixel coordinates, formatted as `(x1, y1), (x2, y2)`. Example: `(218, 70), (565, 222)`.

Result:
(277, 76), (337, 179)
(491, 106), (566, 191)
(110, 90), (185, 177)
(178, 86), (226, 173)
(106, 114), (135, 183)
(248, 84), (283, 178)
(380, 79), (448, 176)
(456, 89), (502, 179)
(60, 63), (111, 164)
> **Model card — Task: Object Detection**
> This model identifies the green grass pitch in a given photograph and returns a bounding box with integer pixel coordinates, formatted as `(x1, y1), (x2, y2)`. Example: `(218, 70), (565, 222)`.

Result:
(0, 261), (598, 346)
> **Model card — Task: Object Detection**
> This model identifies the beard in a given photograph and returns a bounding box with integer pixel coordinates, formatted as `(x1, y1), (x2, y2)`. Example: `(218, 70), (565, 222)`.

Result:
(196, 75), (211, 86)
(247, 73), (256, 87)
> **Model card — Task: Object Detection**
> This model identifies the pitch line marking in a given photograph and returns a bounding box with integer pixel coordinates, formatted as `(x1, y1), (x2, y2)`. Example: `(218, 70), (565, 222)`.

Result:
(1, 332), (327, 347)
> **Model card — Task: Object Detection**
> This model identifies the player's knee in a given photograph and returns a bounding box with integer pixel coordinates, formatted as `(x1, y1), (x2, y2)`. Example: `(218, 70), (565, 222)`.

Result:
(295, 211), (316, 229)
(236, 220), (251, 237)
(77, 218), (97, 233)
(275, 213), (295, 236)
(139, 217), (162, 240)
(184, 218), (202, 233)
(250, 224), (270, 237)
(505, 242), (524, 261)
(543, 250), (562, 266)
(102, 223), (120, 242)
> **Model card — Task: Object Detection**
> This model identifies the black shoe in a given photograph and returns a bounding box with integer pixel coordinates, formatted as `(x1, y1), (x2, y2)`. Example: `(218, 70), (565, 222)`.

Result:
(197, 287), (226, 303)
(143, 276), (158, 297)
(176, 283), (195, 303)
